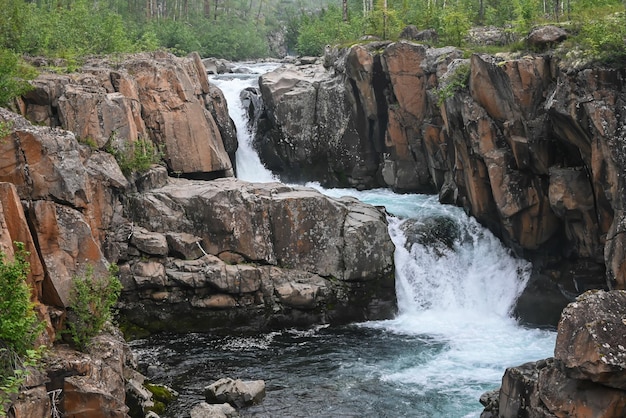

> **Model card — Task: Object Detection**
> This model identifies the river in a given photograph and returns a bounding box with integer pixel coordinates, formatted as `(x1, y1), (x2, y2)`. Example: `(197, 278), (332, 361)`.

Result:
(129, 62), (556, 418)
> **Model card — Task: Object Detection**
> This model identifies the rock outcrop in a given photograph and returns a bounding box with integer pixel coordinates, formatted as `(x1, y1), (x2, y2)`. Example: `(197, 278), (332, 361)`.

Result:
(115, 176), (396, 332)
(254, 41), (626, 325)
(483, 290), (626, 418)
(20, 51), (236, 179)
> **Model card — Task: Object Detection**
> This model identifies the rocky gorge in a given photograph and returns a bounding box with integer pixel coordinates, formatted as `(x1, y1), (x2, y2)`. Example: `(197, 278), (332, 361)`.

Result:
(1, 51), (395, 417)
(0, 33), (624, 416)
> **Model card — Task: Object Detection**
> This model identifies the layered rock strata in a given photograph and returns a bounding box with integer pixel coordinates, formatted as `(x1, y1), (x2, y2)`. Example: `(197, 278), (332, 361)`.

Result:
(19, 51), (236, 179)
(115, 175), (396, 332)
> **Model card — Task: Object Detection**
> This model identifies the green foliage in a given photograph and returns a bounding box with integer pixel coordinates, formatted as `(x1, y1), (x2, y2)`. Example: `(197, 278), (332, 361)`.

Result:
(365, 1), (403, 39)
(0, 243), (42, 355)
(0, 243), (44, 417)
(78, 136), (98, 149)
(0, 0), (624, 64)
(435, 62), (471, 105)
(297, 5), (364, 56)
(440, 8), (472, 47)
(0, 121), (14, 139)
(108, 138), (163, 175)
(0, 48), (35, 107)
(576, 12), (626, 64)
(512, 0), (540, 34)
(66, 264), (122, 352)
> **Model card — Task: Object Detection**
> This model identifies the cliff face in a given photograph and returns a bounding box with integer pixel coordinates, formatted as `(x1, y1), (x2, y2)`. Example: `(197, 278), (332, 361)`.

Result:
(254, 43), (626, 324)
(20, 51), (236, 179)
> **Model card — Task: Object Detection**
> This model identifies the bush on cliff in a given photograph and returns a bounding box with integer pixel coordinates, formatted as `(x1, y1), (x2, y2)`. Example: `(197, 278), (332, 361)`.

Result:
(577, 12), (626, 64)
(66, 264), (122, 352)
(0, 48), (35, 107)
(107, 137), (164, 175)
(0, 242), (44, 416)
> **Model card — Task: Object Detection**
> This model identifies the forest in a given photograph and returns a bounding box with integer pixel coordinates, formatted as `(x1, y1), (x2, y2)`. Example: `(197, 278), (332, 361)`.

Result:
(0, 0), (625, 105)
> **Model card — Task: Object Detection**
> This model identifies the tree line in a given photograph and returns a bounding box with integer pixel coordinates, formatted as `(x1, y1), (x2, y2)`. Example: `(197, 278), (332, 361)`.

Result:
(306, 0), (626, 55)
(0, 0), (624, 107)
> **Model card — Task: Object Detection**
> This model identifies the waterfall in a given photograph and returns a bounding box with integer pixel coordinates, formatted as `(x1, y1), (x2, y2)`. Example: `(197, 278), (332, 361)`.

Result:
(209, 62), (280, 182)
(199, 66), (556, 417)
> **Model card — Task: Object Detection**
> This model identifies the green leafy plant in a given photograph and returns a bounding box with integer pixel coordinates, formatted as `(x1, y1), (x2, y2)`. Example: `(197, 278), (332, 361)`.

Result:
(0, 48), (35, 107)
(0, 242), (44, 416)
(576, 12), (626, 64)
(66, 264), (122, 352)
(108, 137), (163, 175)
(78, 136), (98, 149)
(435, 62), (471, 105)
(0, 120), (13, 140)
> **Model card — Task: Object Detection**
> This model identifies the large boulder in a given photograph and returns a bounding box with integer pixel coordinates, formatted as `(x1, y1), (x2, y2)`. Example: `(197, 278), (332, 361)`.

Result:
(117, 177), (396, 332)
(484, 291), (626, 417)
(555, 290), (626, 390)
(255, 62), (379, 189)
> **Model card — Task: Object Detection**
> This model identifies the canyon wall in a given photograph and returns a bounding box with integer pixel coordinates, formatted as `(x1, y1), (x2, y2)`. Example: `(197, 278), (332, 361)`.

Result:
(254, 42), (626, 325)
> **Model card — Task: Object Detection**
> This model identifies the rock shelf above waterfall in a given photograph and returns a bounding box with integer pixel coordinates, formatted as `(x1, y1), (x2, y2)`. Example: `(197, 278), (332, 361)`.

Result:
(115, 176), (396, 332)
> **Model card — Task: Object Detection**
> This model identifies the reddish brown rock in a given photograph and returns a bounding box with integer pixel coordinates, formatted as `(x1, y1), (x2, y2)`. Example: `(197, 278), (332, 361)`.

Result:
(0, 183), (44, 297)
(20, 52), (235, 179)
(29, 200), (109, 308)
(538, 364), (626, 418)
(555, 290), (626, 390)
(46, 331), (132, 418)
(124, 52), (232, 176)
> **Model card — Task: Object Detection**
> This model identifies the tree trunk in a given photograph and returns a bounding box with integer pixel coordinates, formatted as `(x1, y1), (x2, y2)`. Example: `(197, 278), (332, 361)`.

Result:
(203, 0), (210, 18)
(342, 0), (348, 21)
(383, 0), (388, 39)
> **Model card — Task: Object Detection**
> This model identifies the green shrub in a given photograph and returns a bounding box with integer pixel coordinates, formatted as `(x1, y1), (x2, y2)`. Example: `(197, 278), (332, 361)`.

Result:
(435, 61), (471, 105)
(0, 242), (44, 416)
(0, 120), (13, 139)
(66, 264), (122, 352)
(108, 137), (163, 175)
(297, 5), (364, 56)
(577, 12), (626, 64)
(0, 243), (42, 355)
(0, 48), (35, 107)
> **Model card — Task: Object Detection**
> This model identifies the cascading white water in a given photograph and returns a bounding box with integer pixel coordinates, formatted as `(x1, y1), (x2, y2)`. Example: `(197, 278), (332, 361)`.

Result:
(209, 62), (280, 183)
(313, 188), (556, 416)
(194, 64), (556, 417)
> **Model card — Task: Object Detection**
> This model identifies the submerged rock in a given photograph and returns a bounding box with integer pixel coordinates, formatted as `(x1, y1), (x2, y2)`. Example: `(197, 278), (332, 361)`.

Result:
(191, 402), (238, 418)
(400, 216), (461, 253)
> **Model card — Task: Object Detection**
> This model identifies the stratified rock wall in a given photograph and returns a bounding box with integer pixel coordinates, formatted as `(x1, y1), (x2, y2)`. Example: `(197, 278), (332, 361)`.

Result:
(117, 177), (396, 332)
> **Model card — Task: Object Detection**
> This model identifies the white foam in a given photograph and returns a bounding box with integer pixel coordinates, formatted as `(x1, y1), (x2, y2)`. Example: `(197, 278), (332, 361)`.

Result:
(209, 63), (280, 183)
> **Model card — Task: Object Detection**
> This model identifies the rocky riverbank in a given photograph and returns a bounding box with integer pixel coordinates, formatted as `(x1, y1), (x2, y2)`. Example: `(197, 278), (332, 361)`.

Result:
(2, 37), (626, 416)
(0, 51), (397, 417)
